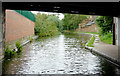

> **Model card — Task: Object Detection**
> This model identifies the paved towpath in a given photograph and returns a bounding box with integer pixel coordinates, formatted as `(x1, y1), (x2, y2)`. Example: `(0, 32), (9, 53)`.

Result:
(85, 34), (119, 66)
(93, 34), (119, 65)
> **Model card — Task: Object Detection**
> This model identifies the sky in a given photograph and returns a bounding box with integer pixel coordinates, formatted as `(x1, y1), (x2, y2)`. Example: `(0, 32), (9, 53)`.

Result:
(31, 11), (64, 20)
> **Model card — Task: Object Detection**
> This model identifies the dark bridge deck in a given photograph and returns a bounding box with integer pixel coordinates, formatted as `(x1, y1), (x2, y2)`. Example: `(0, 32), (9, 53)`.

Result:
(2, 2), (120, 17)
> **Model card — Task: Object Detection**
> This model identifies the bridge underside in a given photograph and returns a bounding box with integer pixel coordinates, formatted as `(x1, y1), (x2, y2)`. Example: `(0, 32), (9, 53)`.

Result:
(2, 2), (120, 17)
(0, 2), (120, 61)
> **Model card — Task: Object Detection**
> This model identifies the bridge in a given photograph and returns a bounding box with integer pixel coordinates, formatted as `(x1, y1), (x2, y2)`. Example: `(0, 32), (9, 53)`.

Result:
(0, 1), (120, 63)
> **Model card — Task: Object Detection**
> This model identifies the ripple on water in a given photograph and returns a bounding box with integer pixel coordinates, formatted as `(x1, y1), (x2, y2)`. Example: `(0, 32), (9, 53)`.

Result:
(2, 34), (120, 75)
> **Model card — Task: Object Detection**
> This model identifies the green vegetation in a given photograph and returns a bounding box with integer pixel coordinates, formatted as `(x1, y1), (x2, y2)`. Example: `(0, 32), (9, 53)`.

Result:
(5, 41), (24, 58)
(34, 13), (89, 37)
(5, 41), (23, 58)
(95, 16), (113, 35)
(34, 13), (62, 37)
(99, 32), (113, 44)
(16, 41), (23, 53)
(87, 35), (95, 47)
(47, 15), (63, 32)
(73, 31), (99, 34)
(14, 10), (35, 22)
(29, 36), (33, 43)
(62, 14), (88, 30)
(63, 30), (99, 34)
(5, 45), (16, 58)
(95, 16), (113, 44)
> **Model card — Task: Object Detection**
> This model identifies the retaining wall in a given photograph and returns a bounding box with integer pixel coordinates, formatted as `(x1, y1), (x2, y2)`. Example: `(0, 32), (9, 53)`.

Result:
(77, 24), (99, 32)
(5, 9), (35, 42)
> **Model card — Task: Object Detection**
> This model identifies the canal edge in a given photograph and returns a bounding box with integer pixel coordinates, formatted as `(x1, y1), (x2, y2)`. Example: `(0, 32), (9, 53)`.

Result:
(1, 36), (38, 60)
(21, 36), (39, 46)
(85, 34), (120, 67)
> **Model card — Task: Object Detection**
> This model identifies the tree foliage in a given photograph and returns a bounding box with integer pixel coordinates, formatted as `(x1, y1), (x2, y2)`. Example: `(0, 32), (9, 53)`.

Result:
(47, 15), (63, 32)
(34, 13), (62, 37)
(62, 14), (87, 30)
(95, 16), (113, 35)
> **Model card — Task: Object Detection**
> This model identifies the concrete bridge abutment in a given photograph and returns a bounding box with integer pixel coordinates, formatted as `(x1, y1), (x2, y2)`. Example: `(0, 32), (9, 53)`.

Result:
(118, 17), (120, 63)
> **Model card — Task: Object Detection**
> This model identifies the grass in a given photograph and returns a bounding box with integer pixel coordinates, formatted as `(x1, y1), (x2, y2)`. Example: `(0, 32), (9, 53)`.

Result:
(73, 31), (99, 34)
(99, 32), (113, 44)
(63, 30), (99, 34)
(87, 35), (95, 47)
(63, 30), (113, 45)
(72, 31), (113, 45)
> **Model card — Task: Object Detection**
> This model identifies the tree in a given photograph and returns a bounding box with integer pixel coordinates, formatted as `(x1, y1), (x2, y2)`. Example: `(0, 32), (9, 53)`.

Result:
(47, 15), (63, 32)
(62, 14), (87, 30)
(34, 13), (60, 37)
(95, 16), (113, 35)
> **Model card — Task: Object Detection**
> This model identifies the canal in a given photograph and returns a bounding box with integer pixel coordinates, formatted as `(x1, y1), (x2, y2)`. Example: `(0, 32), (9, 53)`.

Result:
(2, 33), (120, 75)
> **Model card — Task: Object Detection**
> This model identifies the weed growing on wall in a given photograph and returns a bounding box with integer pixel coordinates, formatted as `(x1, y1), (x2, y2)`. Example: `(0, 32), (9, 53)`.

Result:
(5, 45), (16, 59)
(29, 36), (33, 43)
(16, 41), (23, 53)
(5, 41), (23, 59)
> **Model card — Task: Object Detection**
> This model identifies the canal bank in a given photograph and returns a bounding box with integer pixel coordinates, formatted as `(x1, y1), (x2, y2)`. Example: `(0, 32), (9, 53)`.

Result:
(85, 34), (120, 67)
(1, 35), (38, 75)
(0, 35), (38, 61)
(6, 35), (38, 51)
(2, 33), (120, 75)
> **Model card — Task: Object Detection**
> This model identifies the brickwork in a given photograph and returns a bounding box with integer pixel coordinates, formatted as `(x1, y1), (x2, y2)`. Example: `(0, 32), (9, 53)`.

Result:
(79, 24), (99, 32)
(5, 10), (35, 42)
(76, 19), (99, 32)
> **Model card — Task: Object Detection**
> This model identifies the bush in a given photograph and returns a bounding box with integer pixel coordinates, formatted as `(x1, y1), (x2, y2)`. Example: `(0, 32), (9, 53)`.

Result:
(95, 16), (113, 44)
(95, 16), (113, 35)
(5, 45), (16, 58)
(34, 13), (61, 37)
(99, 32), (113, 44)
(16, 41), (23, 53)
(62, 14), (88, 30)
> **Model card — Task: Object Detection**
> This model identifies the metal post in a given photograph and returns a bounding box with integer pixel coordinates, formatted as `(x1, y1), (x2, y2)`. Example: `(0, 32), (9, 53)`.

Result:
(113, 23), (115, 45)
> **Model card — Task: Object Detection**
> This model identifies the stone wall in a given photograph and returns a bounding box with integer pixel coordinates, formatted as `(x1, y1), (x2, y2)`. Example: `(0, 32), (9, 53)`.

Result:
(5, 10), (35, 42)
(0, 6), (5, 60)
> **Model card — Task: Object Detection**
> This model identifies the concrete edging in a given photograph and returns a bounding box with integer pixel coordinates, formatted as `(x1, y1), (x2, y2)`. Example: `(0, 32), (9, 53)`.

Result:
(21, 36), (38, 47)
(0, 55), (4, 61)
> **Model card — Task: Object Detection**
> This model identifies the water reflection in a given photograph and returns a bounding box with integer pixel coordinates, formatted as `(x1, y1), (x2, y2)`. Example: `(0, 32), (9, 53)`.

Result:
(99, 58), (120, 76)
(2, 33), (120, 75)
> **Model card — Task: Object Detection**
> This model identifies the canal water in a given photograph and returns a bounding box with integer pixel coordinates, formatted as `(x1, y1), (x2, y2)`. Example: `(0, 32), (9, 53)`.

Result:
(2, 33), (120, 75)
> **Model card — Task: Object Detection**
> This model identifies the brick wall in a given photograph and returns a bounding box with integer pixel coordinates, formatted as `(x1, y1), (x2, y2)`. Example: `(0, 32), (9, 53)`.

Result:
(5, 10), (35, 42)
(76, 19), (99, 32)
(78, 24), (99, 32)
